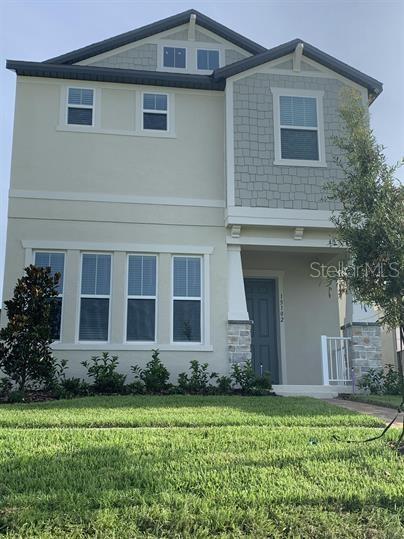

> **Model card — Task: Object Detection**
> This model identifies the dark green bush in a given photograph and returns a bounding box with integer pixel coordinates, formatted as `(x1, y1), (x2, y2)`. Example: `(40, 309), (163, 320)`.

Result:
(57, 377), (91, 399)
(0, 377), (12, 400)
(82, 353), (126, 394)
(358, 365), (400, 395)
(131, 349), (170, 393)
(177, 360), (218, 394)
(231, 361), (272, 394)
(216, 375), (233, 394)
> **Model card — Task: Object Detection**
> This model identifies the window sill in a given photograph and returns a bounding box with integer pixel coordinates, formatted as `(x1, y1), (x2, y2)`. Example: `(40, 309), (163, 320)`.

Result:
(274, 159), (327, 168)
(56, 125), (176, 139)
(52, 343), (213, 352)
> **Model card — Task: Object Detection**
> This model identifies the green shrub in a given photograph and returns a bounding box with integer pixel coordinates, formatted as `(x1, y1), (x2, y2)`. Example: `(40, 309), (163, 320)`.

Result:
(177, 360), (218, 394)
(8, 390), (27, 403)
(383, 364), (401, 395)
(82, 353), (126, 394)
(57, 377), (91, 399)
(0, 377), (12, 400)
(358, 365), (400, 395)
(131, 349), (170, 393)
(231, 361), (272, 394)
(216, 375), (233, 394)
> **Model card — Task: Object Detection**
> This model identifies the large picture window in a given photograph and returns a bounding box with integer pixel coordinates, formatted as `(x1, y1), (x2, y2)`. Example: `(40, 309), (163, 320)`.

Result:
(126, 255), (157, 341)
(34, 251), (65, 341)
(172, 256), (202, 342)
(79, 253), (111, 341)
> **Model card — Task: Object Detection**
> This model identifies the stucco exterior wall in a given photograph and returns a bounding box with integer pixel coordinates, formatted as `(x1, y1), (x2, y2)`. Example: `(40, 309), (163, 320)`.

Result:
(10, 78), (225, 202)
(242, 250), (341, 384)
(233, 73), (348, 210)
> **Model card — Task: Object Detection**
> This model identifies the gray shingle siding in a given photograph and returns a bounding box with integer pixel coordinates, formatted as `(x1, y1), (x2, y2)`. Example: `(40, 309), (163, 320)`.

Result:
(233, 73), (346, 210)
(89, 44), (158, 70)
(225, 49), (249, 65)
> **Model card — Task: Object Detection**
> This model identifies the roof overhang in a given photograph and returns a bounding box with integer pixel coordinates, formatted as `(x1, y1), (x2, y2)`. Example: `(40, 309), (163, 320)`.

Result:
(44, 9), (266, 65)
(6, 60), (225, 91)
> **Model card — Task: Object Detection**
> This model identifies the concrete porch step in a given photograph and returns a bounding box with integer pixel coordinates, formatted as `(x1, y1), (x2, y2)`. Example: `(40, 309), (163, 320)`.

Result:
(273, 384), (353, 399)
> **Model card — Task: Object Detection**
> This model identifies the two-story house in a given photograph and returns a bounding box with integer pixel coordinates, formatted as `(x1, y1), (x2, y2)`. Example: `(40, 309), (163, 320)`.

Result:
(2, 9), (384, 395)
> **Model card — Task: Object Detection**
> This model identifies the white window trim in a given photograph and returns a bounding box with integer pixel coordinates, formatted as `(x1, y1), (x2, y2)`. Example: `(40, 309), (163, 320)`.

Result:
(66, 87), (96, 128)
(125, 254), (158, 344)
(77, 252), (112, 344)
(196, 47), (222, 73)
(33, 250), (65, 343)
(171, 255), (205, 346)
(141, 91), (169, 133)
(161, 45), (187, 71)
(157, 41), (224, 74)
(271, 87), (327, 168)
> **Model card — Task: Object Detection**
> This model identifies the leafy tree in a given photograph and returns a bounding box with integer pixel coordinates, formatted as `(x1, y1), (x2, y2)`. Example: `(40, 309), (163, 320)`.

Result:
(326, 89), (404, 404)
(0, 265), (61, 391)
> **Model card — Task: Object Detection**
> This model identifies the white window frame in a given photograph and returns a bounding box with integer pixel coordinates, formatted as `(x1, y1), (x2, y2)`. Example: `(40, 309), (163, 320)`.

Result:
(196, 47), (221, 73)
(77, 252), (112, 344)
(66, 87), (95, 128)
(271, 87), (327, 168)
(141, 91), (169, 133)
(171, 255), (204, 345)
(33, 250), (65, 343)
(161, 45), (187, 70)
(125, 254), (158, 344)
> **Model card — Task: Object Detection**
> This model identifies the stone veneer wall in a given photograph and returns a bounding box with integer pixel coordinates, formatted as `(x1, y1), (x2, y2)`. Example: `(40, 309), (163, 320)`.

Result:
(342, 322), (383, 380)
(233, 73), (347, 210)
(228, 321), (252, 364)
(89, 44), (158, 70)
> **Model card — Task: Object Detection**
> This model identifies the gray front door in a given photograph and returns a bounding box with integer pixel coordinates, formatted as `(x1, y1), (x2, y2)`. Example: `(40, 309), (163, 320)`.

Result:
(244, 278), (279, 384)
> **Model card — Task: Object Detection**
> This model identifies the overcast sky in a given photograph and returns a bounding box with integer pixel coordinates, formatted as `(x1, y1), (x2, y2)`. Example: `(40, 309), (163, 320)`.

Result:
(0, 0), (403, 300)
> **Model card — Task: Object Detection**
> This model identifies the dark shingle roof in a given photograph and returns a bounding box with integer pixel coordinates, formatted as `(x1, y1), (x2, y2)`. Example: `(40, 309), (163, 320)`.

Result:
(213, 38), (383, 97)
(44, 9), (266, 65)
(5, 61), (225, 91)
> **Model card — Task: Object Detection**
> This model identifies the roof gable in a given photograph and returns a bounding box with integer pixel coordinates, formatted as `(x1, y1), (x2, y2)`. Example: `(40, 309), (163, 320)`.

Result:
(44, 9), (266, 65)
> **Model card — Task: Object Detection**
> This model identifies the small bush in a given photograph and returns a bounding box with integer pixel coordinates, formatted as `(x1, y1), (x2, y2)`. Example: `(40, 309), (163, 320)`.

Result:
(231, 361), (272, 394)
(8, 390), (27, 403)
(131, 349), (170, 393)
(0, 377), (12, 400)
(358, 365), (401, 395)
(177, 360), (218, 394)
(82, 353), (126, 394)
(216, 375), (233, 394)
(57, 377), (91, 399)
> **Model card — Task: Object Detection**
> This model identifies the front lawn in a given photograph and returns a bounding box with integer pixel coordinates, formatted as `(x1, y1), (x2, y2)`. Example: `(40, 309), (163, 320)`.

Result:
(0, 396), (403, 538)
(346, 394), (403, 410)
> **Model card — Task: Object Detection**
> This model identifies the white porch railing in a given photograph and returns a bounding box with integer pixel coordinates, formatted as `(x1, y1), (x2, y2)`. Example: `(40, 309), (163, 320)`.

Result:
(321, 335), (352, 385)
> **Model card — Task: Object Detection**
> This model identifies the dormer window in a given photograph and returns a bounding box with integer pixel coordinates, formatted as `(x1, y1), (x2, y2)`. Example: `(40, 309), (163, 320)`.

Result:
(163, 46), (186, 69)
(67, 88), (94, 126)
(197, 49), (219, 70)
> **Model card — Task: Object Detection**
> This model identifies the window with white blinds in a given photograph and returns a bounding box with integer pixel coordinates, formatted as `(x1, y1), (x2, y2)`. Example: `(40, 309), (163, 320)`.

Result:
(126, 255), (157, 341)
(79, 253), (111, 341)
(67, 88), (94, 126)
(34, 251), (65, 341)
(172, 256), (202, 342)
(279, 95), (319, 161)
(143, 93), (168, 131)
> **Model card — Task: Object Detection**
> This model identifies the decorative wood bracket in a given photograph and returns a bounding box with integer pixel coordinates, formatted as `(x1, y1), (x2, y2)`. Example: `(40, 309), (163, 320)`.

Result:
(231, 225), (242, 238)
(188, 13), (196, 41)
(294, 226), (304, 240)
(293, 42), (304, 72)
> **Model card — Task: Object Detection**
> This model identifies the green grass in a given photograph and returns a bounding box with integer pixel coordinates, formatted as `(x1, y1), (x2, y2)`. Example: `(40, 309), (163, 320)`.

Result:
(0, 395), (403, 538)
(347, 394), (403, 410)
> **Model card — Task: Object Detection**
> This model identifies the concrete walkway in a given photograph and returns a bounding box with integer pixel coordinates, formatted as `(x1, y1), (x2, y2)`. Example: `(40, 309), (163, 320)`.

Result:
(323, 398), (403, 428)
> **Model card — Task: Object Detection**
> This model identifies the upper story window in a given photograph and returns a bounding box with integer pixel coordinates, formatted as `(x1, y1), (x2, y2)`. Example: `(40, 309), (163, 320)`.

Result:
(272, 88), (326, 167)
(34, 251), (65, 341)
(79, 253), (111, 342)
(67, 88), (94, 126)
(143, 93), (168, 131)
(163, 46), (186, 69)
(197, 49), (220, 70)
